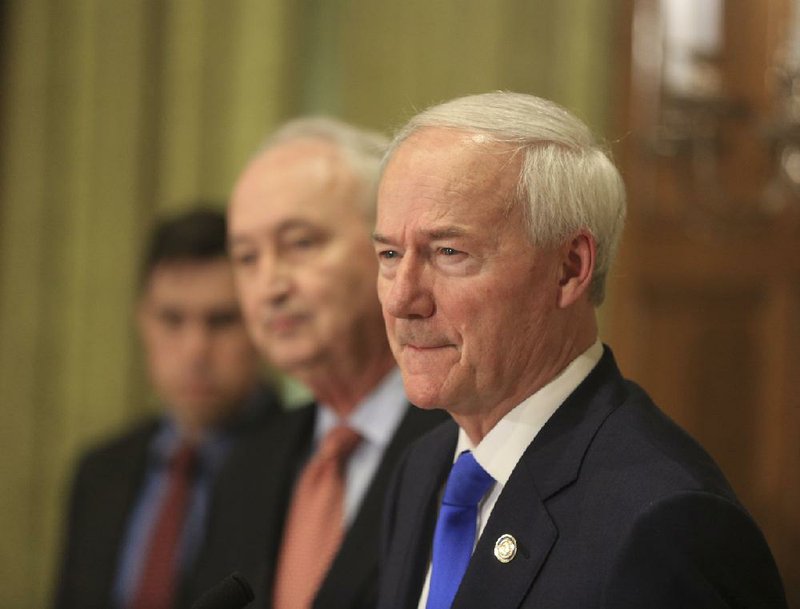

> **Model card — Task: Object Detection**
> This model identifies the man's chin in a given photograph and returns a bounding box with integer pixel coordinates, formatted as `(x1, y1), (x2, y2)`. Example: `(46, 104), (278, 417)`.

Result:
(398, 344), (459, 375)
(169, 402), (237, 435)
(267, 347), (326, 377)
(400, 372), (450, 411)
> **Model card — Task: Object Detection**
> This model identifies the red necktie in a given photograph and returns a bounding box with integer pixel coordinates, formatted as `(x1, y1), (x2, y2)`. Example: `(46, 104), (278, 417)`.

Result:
(272, 425), (361, 609)
(132, 443), (198, 609)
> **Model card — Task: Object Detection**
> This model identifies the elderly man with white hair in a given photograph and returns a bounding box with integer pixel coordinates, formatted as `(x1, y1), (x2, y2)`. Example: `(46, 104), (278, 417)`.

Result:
(189, 118), (445, 609)
(373, 92), (786, 609)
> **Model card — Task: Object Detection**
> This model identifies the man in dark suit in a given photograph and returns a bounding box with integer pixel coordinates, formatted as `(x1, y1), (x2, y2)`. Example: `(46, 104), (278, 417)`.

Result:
(54, 208), (280, 609)
(372, 92), (787, 608)
(190, 118), (444, 609)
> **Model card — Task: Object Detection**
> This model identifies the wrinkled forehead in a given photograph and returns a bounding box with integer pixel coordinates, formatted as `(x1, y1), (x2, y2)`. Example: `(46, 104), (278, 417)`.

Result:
(233, 140), (346, 201)
(377, 127), (522, 220)
(229, 139), (368, 234)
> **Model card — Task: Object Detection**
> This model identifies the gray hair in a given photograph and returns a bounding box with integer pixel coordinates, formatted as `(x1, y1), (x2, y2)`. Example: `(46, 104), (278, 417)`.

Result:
(385, 92), (626, 305)
(259, 116), (389, 220)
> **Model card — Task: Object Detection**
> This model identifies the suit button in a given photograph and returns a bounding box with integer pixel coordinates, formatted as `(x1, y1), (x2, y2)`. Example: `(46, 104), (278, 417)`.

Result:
(494, 534), (517, 563)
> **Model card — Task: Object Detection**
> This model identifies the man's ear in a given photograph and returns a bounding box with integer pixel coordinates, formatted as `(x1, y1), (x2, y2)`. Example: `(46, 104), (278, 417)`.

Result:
(557, 231), (596, 308)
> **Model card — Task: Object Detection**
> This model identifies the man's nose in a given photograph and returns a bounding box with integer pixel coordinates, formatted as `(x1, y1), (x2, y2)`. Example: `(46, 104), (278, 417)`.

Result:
(184, 324), (213, 361)
(382, 256), (435, 319)
(256, 254), (292, 305)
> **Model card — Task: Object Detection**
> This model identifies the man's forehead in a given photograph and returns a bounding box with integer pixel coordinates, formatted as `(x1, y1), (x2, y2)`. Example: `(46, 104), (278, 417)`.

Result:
(258, 136), (343, 167)
(145, 259), (233, 289)
(230, 145), (365, 234)
(235, 141), (347, 200)
(385, 128), (519, 189)
(229, 196), (368, 239)
(143, 267), (238, 311)
(378, 128), (521, 223)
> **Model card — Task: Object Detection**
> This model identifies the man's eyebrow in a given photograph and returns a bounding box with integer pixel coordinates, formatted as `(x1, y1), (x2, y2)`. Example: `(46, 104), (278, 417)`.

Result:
(229, 219), (317, 248)
(424, 227), (467, 240)
(228, 234), (251, 249)
(372, 227), (468, 243)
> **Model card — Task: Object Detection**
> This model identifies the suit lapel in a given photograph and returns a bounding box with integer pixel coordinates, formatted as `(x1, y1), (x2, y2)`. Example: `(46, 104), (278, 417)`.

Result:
(92, 423), (155, 604)
(452, 348), (628, 609)
(455, 466), (557, 609)
(188, 404), (315, 607)
(380, 420), (458, 609)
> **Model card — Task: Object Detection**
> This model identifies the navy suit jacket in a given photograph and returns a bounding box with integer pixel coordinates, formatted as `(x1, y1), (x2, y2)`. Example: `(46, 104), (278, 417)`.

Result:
(379, 349), (787, 609)
(189, 402), (447, 609)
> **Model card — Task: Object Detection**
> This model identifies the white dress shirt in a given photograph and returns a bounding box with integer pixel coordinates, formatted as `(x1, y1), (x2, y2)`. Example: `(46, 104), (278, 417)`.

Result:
(416, 341), (603, 608)
(315, 367), (408, 526)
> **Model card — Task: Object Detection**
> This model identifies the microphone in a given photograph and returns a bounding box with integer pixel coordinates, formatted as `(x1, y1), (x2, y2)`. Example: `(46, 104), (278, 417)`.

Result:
(191, 572), (255, 609)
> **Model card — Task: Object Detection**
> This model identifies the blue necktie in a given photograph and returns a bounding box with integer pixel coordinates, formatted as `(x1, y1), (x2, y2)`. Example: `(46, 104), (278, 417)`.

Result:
(426, 450), (495, 609)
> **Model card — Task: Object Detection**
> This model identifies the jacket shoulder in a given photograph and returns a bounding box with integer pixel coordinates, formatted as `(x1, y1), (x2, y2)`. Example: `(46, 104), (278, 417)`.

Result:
(72, 418), (159, 482)
(602, 490), (787, 608)
(588, 380), (737, 500)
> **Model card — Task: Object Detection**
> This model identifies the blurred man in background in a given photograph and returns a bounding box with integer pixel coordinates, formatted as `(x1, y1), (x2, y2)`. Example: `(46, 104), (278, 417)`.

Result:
(191, 118), (445, 609)
(54, 207), (280, 609)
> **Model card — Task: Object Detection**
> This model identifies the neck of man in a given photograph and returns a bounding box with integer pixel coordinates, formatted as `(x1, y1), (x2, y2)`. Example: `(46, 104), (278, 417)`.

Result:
(299, 340), (397, 419)
(173, 417), (212, 447)
(455, 310), (598, 445)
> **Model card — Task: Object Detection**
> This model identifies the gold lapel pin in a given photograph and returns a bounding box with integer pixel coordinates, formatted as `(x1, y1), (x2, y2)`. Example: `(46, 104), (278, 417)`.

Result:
(494, 533), (517, 563)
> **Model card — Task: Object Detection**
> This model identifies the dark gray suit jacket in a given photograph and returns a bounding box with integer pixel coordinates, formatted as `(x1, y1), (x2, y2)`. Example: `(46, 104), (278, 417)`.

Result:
(189, 403), (447, 609)
(53, 389), (281, 609)
(379, 348), (787, 609)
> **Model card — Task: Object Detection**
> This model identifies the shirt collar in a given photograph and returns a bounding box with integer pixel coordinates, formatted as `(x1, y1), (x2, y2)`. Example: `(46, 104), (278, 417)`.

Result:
(456, 340), (603, 485)
(316, 367), (407, 448)
(149, 417), (232, 474)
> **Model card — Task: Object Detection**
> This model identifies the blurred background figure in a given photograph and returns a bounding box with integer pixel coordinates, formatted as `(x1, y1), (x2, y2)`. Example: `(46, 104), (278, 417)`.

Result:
(187, 118), (445, 609)
(53, 208), (281, 609)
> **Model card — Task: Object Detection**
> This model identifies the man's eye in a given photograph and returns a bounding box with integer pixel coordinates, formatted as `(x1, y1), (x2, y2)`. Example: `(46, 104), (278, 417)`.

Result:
(232, 251), (256, 266)
(282, 230), (327, 254)
(157, 311), (183, 328)
(440, 247), (458, 256)
(379, 250), (399, 259)
(291, 237), (315, 249)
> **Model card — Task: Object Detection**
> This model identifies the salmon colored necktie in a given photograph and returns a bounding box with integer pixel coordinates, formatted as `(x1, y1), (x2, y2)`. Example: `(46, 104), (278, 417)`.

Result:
(272, 425), (361, 609)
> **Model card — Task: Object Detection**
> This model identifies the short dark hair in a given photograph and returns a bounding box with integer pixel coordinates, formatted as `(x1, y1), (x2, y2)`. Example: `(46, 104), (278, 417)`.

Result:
(139, 206), (228, 290)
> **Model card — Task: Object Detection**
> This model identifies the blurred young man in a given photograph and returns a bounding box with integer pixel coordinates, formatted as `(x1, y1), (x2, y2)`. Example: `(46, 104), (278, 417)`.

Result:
(55, 208), (280, 609)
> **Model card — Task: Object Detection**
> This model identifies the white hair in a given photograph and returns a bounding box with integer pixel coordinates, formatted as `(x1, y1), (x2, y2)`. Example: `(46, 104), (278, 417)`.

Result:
(259, 116), (389, 220)
(384, 92), (627, 305)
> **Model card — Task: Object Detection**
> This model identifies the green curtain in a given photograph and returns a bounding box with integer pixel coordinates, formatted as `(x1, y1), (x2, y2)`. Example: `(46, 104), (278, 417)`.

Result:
(0, 1), (619, 605)
(294, 0), (618, 134)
